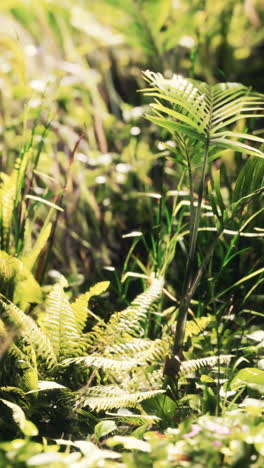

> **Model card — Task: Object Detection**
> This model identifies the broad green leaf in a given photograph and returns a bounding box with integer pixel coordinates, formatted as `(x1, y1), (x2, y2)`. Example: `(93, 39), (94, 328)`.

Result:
(141, 394), (177, 419)
(231, 368), (264, 393)
(94, 420), (117, 440)
(0, 399), (38, 436)
(106, 436), (151, 452)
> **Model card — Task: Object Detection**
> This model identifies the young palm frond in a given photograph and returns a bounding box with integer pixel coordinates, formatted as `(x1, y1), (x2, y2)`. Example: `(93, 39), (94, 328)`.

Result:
(143, 71), (264, 161)
(142, 71), (264, 362)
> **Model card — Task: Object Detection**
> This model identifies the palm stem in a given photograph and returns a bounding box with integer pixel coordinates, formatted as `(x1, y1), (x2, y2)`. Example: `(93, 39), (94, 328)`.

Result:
(173, 138), (210, 357)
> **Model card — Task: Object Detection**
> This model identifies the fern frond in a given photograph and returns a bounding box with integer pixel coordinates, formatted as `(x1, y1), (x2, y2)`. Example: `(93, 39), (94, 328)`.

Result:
(104, 336), (169, 362)
(106, 411), (160, 426)
(41, 282), (80, 359)
(109, 338), (170, 365)
(0, 299), (57, 369)
(62, 355), (142, 372)
(184, 316), (212, 342)
(8, 341), (38, 391)
(90, 276), (164, 348)
(77, 385), (164, 411)
(71, 281), (109, 334)
(108, 276), (163, 336)
(179, 355), (233, 376)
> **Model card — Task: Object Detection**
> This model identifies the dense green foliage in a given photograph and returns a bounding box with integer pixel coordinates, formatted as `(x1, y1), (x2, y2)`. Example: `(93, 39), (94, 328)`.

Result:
(0, 0), (263, 466)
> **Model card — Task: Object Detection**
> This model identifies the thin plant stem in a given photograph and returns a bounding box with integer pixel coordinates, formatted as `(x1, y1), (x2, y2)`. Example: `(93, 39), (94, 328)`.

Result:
(173, 138), (210, 357)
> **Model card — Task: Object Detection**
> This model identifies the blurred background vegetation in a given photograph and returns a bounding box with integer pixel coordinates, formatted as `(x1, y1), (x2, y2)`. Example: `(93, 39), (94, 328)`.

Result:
(0, 0), (263, 306)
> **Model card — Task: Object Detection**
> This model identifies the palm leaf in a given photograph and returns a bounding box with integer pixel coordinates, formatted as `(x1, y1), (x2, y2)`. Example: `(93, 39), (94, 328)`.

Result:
(143, 71), (264, 161)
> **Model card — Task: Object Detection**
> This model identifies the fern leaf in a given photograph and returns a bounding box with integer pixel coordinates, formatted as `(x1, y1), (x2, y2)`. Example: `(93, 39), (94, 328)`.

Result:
(71, 281), (109, 334)
(184, 316), (212, 342)
(77, 385), (164, 411)
(109, 275), (163, 335)
(179, 355), (233, 376)
(0, 299), (57, 369)
(8, 341), (38, 392)
(41, 282), (80, 359)
(104, 338), (153, 356)
(62, 355), (142, 372)
(105, 337), (170, 364)
(107, 411), (160, 426)
(91, 276), (164, 347)
(137, 338), (170, 363)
